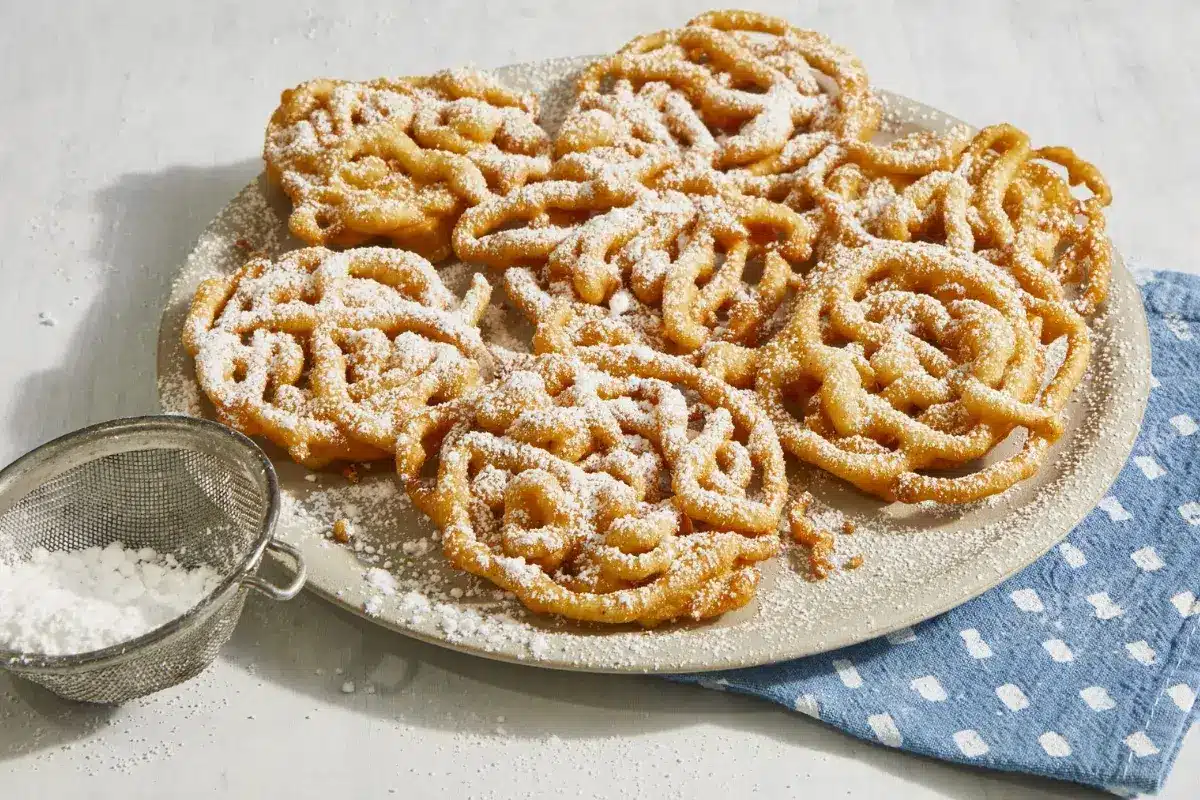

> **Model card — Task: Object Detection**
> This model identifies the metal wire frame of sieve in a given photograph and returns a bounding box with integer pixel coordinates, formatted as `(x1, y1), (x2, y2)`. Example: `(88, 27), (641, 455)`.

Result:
(0, 416), (304, 704)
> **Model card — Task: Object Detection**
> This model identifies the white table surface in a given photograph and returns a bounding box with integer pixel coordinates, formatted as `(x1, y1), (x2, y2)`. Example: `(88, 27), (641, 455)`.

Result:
(1, 1), (1196, 797)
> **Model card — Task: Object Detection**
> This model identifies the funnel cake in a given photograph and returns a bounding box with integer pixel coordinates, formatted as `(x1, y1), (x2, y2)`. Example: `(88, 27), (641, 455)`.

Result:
(760, 125), (1112, 315)
(502, 267), (660, 355)
(183, 247), (492, 467)
(755, 240), (1090, 503)
(265, 70), (551, 259)
(953, 125), (1112, 315)
(559, 10), (878, 192)
(460, 186), (814, 354)
(559, 191), (814, 349)
(393, 346), (786, 625)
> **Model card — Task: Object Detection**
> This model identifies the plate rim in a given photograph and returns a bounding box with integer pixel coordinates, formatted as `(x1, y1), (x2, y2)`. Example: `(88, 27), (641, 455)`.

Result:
(155, 63), (1151, 673)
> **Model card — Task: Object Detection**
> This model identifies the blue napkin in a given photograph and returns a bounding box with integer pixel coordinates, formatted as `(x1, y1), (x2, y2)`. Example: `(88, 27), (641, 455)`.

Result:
(675, 269), (1200, 796)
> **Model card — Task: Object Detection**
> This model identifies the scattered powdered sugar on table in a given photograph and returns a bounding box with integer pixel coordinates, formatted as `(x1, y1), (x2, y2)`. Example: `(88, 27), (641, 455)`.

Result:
(0, 541), (221, 656)
(154, 56), (1150, 672)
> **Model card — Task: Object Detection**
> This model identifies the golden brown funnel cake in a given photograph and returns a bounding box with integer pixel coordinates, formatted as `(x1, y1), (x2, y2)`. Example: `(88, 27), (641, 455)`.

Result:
(393, 346), (786, 625)
(184, 247), (492, 467)
(750, 124), (1112, 316)
(754, 240), (1091, 503)
(460, 186), (814, 353)
(265, 70), (550, 260)
(569, 10), (878, 183)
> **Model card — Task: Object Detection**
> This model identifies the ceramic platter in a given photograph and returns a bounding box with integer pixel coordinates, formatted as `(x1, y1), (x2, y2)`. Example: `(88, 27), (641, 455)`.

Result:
(157, 57), (1150, 673)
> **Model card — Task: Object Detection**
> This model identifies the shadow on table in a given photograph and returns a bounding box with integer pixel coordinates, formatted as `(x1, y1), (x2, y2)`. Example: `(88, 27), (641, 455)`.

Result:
(0, 675), (119, 762)
(221, 581), (1107, 800)
(0, 160), (261, 764)
(5, 159), (260, 456)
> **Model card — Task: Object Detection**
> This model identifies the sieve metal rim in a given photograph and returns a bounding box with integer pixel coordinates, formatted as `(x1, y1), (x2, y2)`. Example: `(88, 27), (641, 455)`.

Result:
(0, 415), (282, 673)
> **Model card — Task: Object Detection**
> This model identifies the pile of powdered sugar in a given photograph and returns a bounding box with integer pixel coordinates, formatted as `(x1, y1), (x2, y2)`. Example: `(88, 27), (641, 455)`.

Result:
(0, 541), (222, 656)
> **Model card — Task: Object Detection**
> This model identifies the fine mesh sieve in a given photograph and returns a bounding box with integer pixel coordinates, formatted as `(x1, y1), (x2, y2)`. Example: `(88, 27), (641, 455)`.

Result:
(0, 415), (305, 704)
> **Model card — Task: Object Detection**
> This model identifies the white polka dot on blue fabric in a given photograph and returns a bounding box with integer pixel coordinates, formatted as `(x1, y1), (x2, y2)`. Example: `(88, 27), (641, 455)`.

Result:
(996, 684), (1030, 712)
(1080, 686), (1116, 712)
(960, 628), (993, 659)
(1098, 496), (1131, 521)
(833, 658), (862, 689)
(1169, 414), (1197, 436)
(910, 675), (947, 702)
(1086, 592), (1124, 620)
(1135, 456), (1167, 480)
(1010, 589), (1045, 613)
(1040, 732), (1072, 758)
(1166, 685), (1195, 714)
(868, 713), (902, 747)
(953, 729), (989, 757)
(1042, 639), (1075, 663)
(1132, 547), (1165, 572)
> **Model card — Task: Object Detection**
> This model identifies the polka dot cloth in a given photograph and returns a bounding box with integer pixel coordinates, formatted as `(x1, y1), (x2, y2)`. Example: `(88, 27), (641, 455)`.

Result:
(674, 271), (1200, 795)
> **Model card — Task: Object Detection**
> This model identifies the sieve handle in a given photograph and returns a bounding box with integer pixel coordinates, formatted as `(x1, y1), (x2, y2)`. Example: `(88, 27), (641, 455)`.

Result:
(242, 539), (307, 601)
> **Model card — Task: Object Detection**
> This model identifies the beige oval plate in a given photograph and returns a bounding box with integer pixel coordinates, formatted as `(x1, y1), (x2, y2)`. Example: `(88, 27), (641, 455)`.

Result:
(157, 57), (1150, 673)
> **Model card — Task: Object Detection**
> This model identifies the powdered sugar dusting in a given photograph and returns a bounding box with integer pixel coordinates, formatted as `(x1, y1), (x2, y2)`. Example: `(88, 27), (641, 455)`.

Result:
(155, 57), (1149, 672)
